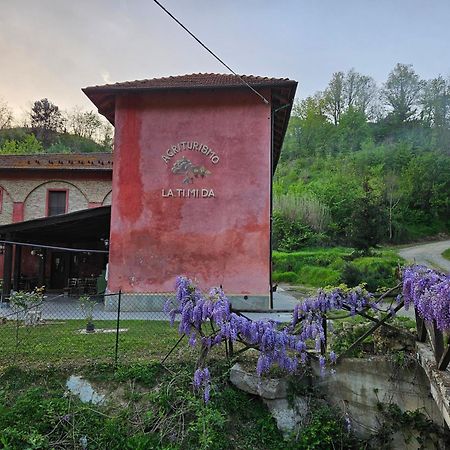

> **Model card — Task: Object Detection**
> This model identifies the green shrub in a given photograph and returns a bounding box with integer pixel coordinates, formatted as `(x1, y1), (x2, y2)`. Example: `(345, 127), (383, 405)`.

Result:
(296, 406), (359, 449)
(296, 265), (341, 287)
(272, 271), (298, 283)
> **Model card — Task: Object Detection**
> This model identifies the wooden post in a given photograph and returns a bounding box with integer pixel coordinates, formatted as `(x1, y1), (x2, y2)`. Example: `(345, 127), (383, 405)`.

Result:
(432, 321), (444, 363)
(12, 244), (22, 291)
(2, 239), (13, 302)
(415, 308), (427, 342)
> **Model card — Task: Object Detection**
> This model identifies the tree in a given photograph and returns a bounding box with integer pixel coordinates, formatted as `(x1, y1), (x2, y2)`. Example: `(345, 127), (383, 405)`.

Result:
(323, 72), (345, 125)
(0, 98), (13, 129)
(293, 95), (336, 156)
(420, 75), (450, 128)
(30, 98), (65, 146)
(67, 108), (102, 140)
(344, 69), (377, 118)
(348, 180), (383, 252)
(383, 173), (402, 241)
(337, 107), (371, 152)
(99, 122), (114, 151)
(381, 63), (424, 123)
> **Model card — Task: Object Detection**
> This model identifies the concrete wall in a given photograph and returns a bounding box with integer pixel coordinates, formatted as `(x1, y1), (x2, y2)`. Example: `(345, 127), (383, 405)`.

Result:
(231, 357), (447, 448)
(108, 89), (272, 305)
(313, 358), (446, 446)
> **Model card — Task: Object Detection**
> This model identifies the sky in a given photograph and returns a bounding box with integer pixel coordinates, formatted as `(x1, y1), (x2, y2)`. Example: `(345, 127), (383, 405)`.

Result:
(1, 0), (450, 118)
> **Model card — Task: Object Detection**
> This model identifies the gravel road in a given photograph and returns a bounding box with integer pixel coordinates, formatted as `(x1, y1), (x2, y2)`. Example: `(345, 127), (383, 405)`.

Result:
(398, 239), (450, 273)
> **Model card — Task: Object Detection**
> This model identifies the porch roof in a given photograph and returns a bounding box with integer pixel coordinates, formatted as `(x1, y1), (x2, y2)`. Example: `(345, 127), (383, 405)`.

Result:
(0, 206), (111, 249)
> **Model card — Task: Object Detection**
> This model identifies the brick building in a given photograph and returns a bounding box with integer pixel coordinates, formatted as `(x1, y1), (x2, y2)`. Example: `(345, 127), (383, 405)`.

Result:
(0, 153), (112, 290)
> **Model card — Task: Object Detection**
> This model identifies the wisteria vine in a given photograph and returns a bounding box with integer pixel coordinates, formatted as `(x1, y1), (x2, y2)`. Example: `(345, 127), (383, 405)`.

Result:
(164, 276), (376, 402)
(402, 265), (450, 331)
(165, 266), (449, 402)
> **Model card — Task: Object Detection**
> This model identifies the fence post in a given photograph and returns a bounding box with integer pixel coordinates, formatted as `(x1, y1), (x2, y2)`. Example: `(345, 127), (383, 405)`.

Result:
(114, 290), (122, 367)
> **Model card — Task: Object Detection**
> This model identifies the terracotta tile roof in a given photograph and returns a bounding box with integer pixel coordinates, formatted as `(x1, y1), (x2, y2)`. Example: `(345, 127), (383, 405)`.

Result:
(83, 73), (297, 172)
(0, 153), (113, 170)
(83, 73), (296, 92)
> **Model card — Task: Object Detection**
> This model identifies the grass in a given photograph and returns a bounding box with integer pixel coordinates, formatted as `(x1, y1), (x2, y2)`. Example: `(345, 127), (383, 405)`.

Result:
(272, 247), (404, 291)
(0, 320), (180, 369)
(442, 248), (450, 262)
(0, 362), (291, 450)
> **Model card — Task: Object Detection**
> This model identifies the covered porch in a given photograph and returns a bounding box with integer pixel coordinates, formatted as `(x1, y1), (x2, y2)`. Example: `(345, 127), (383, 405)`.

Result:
(0, 206), (111, 302)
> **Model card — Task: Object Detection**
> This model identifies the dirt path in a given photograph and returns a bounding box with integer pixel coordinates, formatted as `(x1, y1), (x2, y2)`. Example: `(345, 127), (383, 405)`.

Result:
(398, 239), (450, 273)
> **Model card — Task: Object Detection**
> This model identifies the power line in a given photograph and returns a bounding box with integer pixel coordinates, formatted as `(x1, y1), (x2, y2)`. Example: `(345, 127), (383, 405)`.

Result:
(153, 0), (269, 105)
(0, 239), (108, 254)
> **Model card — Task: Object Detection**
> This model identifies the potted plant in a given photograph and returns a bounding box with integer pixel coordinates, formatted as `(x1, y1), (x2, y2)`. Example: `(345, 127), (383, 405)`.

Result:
(79, 295), (96, 332)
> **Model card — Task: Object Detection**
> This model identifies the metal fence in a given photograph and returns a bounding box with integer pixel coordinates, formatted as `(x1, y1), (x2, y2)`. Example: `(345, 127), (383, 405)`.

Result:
(0, 291), (177, 367)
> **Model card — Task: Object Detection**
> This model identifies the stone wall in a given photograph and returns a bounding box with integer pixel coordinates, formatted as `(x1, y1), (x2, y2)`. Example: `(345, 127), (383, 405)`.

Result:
(24, 181), (88, 220)
(102, 190), (112, 206)
(0, 186), (14, 225)
(0, 176), (111, 222)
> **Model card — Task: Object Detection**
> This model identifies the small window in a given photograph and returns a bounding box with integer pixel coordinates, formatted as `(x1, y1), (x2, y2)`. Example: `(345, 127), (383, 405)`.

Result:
(47, 190), (67, 216)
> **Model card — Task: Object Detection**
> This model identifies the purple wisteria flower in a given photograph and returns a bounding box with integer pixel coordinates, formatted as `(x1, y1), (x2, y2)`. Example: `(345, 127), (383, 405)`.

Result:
(165, 276), (388, 402)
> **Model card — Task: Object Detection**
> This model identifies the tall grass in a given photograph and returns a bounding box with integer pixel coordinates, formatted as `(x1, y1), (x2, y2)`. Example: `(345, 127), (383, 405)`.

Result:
(274, 193), (331, 232)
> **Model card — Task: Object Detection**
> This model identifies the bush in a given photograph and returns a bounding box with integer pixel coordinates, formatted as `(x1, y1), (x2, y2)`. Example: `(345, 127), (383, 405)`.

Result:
(272, 271), (298, 283)
(296, 265), (341, 287)
(272, 213), (322, 251)
(340, 254), (401, 292)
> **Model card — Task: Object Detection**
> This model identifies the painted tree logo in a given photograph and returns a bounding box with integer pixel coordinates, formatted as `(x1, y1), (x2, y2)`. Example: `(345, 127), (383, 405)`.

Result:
(171, 156), (211, 184)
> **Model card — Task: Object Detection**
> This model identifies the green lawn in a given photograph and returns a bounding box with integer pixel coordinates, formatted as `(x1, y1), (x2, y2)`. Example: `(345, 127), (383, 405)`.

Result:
(0, 319), (180, 369)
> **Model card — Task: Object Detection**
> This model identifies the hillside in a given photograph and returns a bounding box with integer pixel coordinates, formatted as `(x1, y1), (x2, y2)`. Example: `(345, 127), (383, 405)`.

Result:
(0, 127), (112, 154)
(274, 65), (450, 250)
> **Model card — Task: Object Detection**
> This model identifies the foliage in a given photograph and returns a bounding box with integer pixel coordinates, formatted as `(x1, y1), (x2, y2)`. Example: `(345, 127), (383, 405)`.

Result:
(0, 133), (44, 154)
(372, 403), (447, 449)
(272, 248), (402, 290)
(442, 248), (450, 262)
(0, 98), (113, 153)
(164, 276), (386, 402)
(382, 63), (424, 123)
(30, 98), (65, 147)
(275, 63), (450, 249)
(10, 287), (45, 311)
(331, 315), (416, 358)
(272, 212), (324, 252)
(67, 109), (102, 139)
(0, 365), (288, 450)
(296, 406), (358, 449)
(341, 254), (400, 292)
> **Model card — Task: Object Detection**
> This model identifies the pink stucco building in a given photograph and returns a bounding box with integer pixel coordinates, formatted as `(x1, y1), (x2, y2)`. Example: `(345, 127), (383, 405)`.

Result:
(84, 74), (296, 309)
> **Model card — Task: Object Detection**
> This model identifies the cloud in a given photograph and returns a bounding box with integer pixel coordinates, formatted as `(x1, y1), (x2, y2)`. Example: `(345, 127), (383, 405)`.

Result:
(101, 71), (111, 83)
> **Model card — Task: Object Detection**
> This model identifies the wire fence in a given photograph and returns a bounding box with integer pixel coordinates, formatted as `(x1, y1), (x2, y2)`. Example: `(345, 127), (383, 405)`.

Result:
(0, 291), (178, 367)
